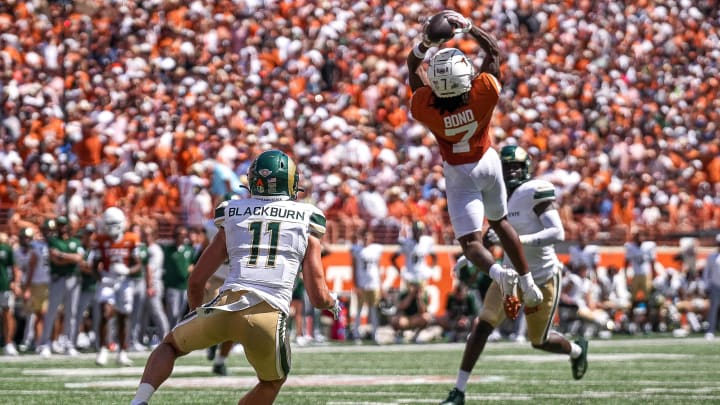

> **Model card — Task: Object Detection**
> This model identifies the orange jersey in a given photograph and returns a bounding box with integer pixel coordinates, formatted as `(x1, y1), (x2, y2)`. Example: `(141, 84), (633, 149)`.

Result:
(93, 232), (141, 271)
(410, 73), (500, 165)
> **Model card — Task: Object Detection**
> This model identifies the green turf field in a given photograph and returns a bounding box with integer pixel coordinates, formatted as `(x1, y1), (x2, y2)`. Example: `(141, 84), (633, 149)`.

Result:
(1, 337), (719, 404)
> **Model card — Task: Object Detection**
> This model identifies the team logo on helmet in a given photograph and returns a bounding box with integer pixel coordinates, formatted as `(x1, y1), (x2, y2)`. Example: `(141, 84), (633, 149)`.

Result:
(259, 169), (272, 177)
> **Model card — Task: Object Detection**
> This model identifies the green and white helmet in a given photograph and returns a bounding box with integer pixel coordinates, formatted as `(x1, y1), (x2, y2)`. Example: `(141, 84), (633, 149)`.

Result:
(247, 150), (299, 199)
(500, 145), (532, 194)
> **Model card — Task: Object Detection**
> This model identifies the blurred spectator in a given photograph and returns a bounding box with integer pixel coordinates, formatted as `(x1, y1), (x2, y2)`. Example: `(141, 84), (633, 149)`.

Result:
(1, 231), (20, 356)
(437, 282), (478, 343)
(350, 231), (383, 344)
(624, 229), (657, 322)
(161, 225), (194, 327)
(390, 280), (431, 344)
(703, 235), (720, 340)
(39, 216), (83, 357)
(391, 220), (437, 284)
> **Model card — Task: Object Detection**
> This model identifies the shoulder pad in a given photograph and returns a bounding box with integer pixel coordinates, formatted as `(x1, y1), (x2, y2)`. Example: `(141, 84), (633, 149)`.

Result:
(308, 205), (326, 238)
(214, 200), (230, 228)
(532, 181), (556, 204)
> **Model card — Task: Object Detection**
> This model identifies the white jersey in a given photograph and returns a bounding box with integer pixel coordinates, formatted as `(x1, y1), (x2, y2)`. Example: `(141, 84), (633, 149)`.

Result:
(15, 241), (50, 285)
(625, 241), (656, 276)
(398, 235), (435, 282)
(503, 179), (560, 285)
(215, 197), (326, 315)
(351, 242), (383, 291)
(568, 244), (600, 273)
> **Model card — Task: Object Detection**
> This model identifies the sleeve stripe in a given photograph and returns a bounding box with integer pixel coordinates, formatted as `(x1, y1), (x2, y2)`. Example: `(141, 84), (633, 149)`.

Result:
(309, 212), (326, 238)
(533, 189), (555, 200)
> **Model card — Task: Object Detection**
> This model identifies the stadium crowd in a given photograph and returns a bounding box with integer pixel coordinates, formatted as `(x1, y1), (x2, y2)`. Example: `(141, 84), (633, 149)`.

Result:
(0, 0), (719, 355)
(0, 0), (718, 246)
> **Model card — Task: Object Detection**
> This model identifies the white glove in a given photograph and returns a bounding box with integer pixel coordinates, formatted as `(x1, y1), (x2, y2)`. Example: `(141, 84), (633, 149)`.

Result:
(519, 273), (543, 307)
(328, 292), (342, 320)
(443, 10), (472, 34)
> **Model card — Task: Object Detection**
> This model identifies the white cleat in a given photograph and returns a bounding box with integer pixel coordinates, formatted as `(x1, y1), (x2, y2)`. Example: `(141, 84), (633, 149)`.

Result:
(117, 351), (133, 367)
(3, 343), (19, 356)
(497, 268), (519, 298)
(95, 347), (109, 366)
(38, 345), (52, 358)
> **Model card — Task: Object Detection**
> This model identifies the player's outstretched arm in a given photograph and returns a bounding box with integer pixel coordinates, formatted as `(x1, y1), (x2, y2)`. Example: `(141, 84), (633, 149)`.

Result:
(188, 229), (228, 310)
(467, 24), (500, 78)
(303, 235), (339, 314)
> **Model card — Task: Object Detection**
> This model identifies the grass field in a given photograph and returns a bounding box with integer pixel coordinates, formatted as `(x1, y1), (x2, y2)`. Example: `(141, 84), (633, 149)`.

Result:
(1, 336), (719, 404)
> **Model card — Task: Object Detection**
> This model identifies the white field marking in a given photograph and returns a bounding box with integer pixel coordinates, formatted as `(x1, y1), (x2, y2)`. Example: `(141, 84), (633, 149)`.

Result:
(1, 390), (136, 395)
(24, 365), (254, 376)
(66, 374), (505, 389)
(485, 353), (692, 363)
(290, 337), (715, 353)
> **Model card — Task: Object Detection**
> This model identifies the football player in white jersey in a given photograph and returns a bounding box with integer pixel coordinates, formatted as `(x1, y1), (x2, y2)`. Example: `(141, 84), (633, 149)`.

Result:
(202, 194), (237, 376)
(351, 231), (384, 344)
(624, 229), (657, 314)
(391, 220), (437, 284)
(132, 150), (341, 405)
(442, 146), (589, 405)
(16, 227), (49, 352)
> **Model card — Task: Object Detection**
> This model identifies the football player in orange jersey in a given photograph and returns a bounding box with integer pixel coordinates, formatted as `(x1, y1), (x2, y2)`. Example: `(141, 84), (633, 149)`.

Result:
(91, 207), (142, 367)
(407, 10), (543, 405)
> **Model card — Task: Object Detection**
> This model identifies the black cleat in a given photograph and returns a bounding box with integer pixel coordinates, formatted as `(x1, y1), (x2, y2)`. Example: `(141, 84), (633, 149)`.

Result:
(440, 387), (465, 405)
(571, 337), (589, 380)
(212, 363), (228, 376)
(206, 344), (217, 361)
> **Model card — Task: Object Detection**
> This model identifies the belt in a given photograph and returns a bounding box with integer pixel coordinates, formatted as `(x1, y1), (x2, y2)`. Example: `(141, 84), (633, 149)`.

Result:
(197, 290), (264, 317)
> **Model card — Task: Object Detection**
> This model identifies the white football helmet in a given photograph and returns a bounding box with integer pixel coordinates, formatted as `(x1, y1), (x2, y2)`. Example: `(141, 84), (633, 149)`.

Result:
(102, 207), (126, 241)
(427, 48), (475, 98)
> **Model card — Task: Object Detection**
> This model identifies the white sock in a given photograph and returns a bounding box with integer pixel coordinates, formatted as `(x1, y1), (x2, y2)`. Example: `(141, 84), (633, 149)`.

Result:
(455, 370), (471, 392)
(132, 383), (155, 404)
(570, 342), (582, 359)
(214, 355), (226, 366)
(489, 263), (504, 281)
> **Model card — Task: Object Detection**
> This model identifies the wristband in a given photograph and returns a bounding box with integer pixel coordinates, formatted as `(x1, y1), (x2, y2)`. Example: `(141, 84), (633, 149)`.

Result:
(413, 43), (427, 59)
(519, 272), (535, 290)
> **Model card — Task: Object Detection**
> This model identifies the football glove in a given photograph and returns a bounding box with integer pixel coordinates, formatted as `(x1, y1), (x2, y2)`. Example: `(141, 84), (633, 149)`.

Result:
(519, 273), (543, 307)
(328, 292), (342, 320)
(443, 10), (472, 34)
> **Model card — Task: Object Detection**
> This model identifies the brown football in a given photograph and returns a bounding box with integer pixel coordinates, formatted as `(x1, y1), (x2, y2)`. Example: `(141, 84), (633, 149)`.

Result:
(424, 11), (455, 43)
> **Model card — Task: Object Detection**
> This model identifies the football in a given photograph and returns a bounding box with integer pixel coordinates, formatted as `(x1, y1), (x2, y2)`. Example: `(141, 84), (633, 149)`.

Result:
(424, 11), (455, 43)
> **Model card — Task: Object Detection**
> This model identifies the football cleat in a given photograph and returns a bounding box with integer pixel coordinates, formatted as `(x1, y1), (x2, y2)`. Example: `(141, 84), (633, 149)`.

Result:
(38, 345), (52, 358)
(117, 351), (133, 367)
(95, 347), (109, 366)
(496, 268), (521, 320)
(571, 337), (589, 380)
(440, 387), (465, 405)
(3, 343), (19, 356)
(212, 363), (228, 376)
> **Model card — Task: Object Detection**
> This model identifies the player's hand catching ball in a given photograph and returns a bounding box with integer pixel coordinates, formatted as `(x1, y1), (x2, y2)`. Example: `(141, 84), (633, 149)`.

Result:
(443, 10), (472, 34)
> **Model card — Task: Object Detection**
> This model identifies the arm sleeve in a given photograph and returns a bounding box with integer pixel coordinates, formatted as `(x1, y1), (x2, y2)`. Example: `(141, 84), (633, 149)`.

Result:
(519, 209), (565, 247)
